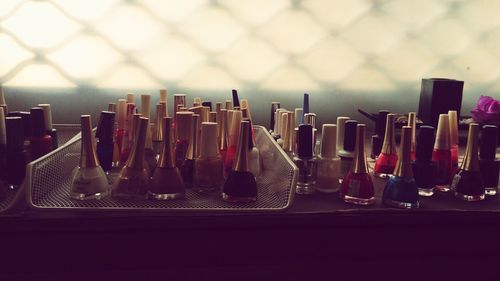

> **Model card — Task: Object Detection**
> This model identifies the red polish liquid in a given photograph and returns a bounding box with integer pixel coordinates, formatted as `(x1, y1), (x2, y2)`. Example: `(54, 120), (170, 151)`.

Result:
(451, 144), (459, 175)
(340, 172), (375, 205)
(31, 135), (53, 160)
(432, 148), (452, 190)
(373, 152), (398, 176)
(224, 144), (237, 175)
(115, 128), (125, 158)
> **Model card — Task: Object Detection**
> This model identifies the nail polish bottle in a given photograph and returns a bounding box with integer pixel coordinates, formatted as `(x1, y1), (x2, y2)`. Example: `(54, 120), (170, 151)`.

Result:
(370, 110), (389, 159)
(112, 117), (151, 199)
(108, 102), (116, 112)
(119, 102), (136, 164)
(159, 89), (168, 116)
(175, 111), (194, 168)
(153, 103), (166, 155)
(232, 89), (240, 110)
(480, 125), (499, 196)
(302, 93), (309, 124)
(70, 115), (110, 200)
(115, 99), (127, 159)
(304, 113), (318, 154)
(0, 107), (6, 182)
(336, 116), (350, 156)
(451, 123), (485, 201)
(141, 94), (157, 173)
(127, 93), (135, 104)
(272, 108), (285, 141)
(283, 111), (295, 154)
(30, 107), (53, 160)
(373, 113), (398, 178)
(95, 111), (115, 173)
(5, 117), (27, 188)
(383, 126), (419, 208)
(294, 124), (317, 195)
(150, 117), (185, 199)
(294, 108), (303, 127)
(222, 120), (257, 202)
(340, 124), (375, 205)
(269, 102), (280, 134)
(7, 111), (32, 155)
(225, 110), (243, 174)
(449, 110), (459, 174)
(194, 122), (224, 193)
(315, 124), (341, 193)
(245, 118), (261, 178)
(224, 100), (231, 110)
(38, 104), (58, 150)
(432, 114), (453, 192)
(180, 114), (198, 186)
(412, 126), (437, 197)
(338, 120), (358, 182)
(408, 112), (417, 161)
(219, 109), (229, 163)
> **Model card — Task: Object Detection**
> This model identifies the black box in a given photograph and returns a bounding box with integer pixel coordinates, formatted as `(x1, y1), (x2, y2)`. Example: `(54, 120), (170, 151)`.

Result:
(418, 78), (464, 127)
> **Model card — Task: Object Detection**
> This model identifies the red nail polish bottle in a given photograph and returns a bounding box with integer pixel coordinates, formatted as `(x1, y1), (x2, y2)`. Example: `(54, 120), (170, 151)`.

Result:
(373, 113), (398, 178)
(449, 110), (459, 174)
(340, 124), (375, 205)
(408, 112), (417, 161)
(30, 107), (53, 160)
(432, 114), (453, 192)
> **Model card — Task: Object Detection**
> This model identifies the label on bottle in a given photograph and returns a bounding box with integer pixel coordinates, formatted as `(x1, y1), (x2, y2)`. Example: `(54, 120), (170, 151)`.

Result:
(347, 179), (360, 197)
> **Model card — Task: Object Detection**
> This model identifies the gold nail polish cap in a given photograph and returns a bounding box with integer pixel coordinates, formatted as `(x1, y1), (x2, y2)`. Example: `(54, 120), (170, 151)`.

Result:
(176, 111), (194, 140)
(193, 97), (202, 107)
(129, 113), (141, 143)
(200, 122), (219, 158)
(159, 89), (167, 103)
(352, 124), (368, 174)
(304, 113), (317, 128)
(408, 112), (417, 154)
(230, 110), (243, 147)
(126, 117), (149, 169)
(460, 123), (480, 172)
(394, 126), (413, 178)
(80, 115), (100, 168)
(241, 99), (252, 121)
(284, 111), (295, 152)
(174, 94), (186, 115)
(233, 121), (251, 172)
(157, 117), (175, 168)
(126, 93), (134, 103)
(117, 99), (127, 130)
(153, 103), (166, 141)
(108, 102), (116, 112)
(448, 110), (459, 147)
(209, 111), (217, 122)
(225, 100), (231, 110)
(202, 106), (210, 122)
(434, 114), (450, 150)
(185, 114), (198, 160)
(219, 109), (228, 151)
(381, 113), (397, 155)
(320, 124), (337, 159)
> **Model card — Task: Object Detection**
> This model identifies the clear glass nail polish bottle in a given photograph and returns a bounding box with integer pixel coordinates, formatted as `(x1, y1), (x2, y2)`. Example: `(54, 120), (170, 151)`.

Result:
(150, 117), (186, 199)
(222, 120), (257, 202)
(112, 117), (151, 199)
(412, 126), (437, 196)
(315, 124), (341, 193)
(383, 126), (420, 208)
(70, 115), (109, 200)
(480, 125), (499, 196)
(340, 124), (375, 205)
(194, 122), (224, 193)
(452, 123), (485, 201)
(294, 124), (317, 195)
(373, 113), (398, 178)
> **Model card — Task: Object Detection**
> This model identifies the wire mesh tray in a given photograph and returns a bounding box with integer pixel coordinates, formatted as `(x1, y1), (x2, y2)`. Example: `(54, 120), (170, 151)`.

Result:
(26, 125), (298, 212)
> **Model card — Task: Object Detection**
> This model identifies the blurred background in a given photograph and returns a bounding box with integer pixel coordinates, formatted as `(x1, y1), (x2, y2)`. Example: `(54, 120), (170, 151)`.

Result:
(1, 0), (499, 127)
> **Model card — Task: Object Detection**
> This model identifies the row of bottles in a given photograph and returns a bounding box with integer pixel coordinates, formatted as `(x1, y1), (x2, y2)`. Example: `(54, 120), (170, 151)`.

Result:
(1, 86), (58, 199)
(69, 90), (260, 203)
(269, 94), (499, 208)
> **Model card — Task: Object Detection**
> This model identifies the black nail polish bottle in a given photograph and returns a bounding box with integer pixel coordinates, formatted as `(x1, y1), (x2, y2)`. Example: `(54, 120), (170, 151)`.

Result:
(411, 125), (437, 197)
(480, 125), (499, 196)
(5, 117), (27, 188)
(96, 111), (115, 173)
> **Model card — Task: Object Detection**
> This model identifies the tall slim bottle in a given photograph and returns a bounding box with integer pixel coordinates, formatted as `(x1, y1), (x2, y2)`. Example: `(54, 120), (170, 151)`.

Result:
(150, 117), (185, 199)
(449, 110), (459, 175)
(451, 123), (485, 201)
(175, 111), (194, 167)
(219, 109), (229, 164)
(70, 115), (110, 200)
(180, 114), (198, 186)
(383, 126), (419, 208)
(115, 99), (127, 158)
(373, 113), (398, 178)
(112, 117), (151, 199)
(432, 114), (453, 192)
(480, 125), (499, 196)
(225, 110), (243, 174)
(153, 103), (166, 155)
(222, 121), (257, 202)
(408, 112), (417, 161)
(340, 124), (375, 205)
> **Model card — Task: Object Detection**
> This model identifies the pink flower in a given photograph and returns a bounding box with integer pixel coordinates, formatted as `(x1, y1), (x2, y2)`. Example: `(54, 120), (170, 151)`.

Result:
(471, 95), (500, 125)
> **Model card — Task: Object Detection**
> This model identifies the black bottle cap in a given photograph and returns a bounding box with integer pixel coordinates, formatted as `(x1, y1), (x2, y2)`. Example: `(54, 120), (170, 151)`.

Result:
(416, 125), (435, 162)
(30, 107), (46, 137)
(480, 125), (498, 160)
(6, 117), (24, 151)
(270, 102), (280, 130)
(232, 89), (240, 108)
(96, 111), (115, 142)
(202, 101), (212, 111)
(375, 110), (390, 136)
(343, 120), (358, 152)
(297, 124), (313, 158)
(9, 111), (32, 140)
